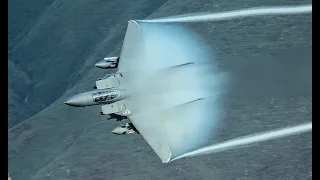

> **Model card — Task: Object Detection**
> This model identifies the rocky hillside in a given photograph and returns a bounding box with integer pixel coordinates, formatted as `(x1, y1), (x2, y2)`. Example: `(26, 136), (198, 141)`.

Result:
(8, 0), (312, 180)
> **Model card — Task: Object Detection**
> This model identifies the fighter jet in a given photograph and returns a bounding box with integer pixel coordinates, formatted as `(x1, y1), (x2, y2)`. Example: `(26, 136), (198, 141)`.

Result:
(65, 20), (221, 163)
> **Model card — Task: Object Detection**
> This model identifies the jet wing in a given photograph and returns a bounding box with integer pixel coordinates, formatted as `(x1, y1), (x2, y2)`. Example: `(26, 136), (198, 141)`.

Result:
(113, 20), (225, 163)
(117, 20), (144, 73)
(127, 110), (173, 163)
(121, 68), (221, 163)
(124, 95), (217, 163)
(128, 111), (173, 163)
(117, 20), (205, 73)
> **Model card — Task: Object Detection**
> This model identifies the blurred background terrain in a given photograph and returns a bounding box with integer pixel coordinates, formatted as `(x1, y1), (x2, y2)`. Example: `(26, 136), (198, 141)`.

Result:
(8, 0), (311, 179)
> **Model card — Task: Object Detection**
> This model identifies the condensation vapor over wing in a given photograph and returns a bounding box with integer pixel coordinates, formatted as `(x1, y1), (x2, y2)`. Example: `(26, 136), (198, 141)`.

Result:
(129, 97), (223, 159)
(120, 21), (228, 95)
(118, 21), (229, 160)
(128, 4), (312, 161)
(119, 21), (211, 73)
(121, 21), (229, 109)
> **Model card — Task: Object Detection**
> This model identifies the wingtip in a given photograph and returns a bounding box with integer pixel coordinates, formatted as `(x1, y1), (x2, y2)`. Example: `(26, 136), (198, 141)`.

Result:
(162, 155), (181, 163)
(162, 156), (172, 163)
(160, 149), (172, 163)
(128, 20), (141, 28)
(128, 20), (138, 24)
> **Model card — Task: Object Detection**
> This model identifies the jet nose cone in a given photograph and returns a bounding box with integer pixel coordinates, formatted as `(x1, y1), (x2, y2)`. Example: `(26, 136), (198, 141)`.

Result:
(64, 92), (95, 107)
(64, 98), (78, 106)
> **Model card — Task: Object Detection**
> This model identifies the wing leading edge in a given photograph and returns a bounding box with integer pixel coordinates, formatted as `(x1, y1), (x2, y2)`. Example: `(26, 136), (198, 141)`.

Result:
(117, 20), (144, 73)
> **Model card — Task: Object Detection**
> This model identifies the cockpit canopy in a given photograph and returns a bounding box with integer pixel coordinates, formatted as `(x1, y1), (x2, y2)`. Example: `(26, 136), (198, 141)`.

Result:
(92, 89), (119, 103)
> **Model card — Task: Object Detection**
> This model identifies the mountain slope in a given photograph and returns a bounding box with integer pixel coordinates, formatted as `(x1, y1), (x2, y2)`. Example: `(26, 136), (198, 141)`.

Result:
(8, 0), (168, 128)
(8, 0), (312, 180)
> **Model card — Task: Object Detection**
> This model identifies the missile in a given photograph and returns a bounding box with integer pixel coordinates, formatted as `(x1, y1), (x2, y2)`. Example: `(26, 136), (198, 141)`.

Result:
(95, 57), (119, 69)
(111, 123), (139, 135)
(111, 126), (128, 135)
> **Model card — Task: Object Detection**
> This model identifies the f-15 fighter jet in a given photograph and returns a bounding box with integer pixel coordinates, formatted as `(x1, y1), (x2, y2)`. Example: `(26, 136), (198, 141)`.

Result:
(65, 20), (222, 163)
